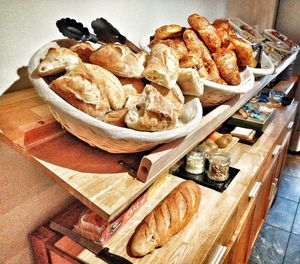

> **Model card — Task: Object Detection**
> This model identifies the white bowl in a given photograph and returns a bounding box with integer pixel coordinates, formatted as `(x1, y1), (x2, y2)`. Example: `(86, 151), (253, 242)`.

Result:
(28, 39), (203, 153)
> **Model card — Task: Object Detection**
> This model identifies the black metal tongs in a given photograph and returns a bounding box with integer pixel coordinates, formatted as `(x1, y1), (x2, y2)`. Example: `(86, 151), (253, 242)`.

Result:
(56, 17), (141, 53)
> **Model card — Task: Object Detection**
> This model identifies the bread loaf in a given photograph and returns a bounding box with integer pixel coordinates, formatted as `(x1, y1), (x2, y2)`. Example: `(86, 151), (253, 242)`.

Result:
(143, 43), (179, 89)
(89, 44), (147, 78)
(50, 64), (110, 119)
(125, 84), (177, 131)
(130, 180), (201, 257)
(38, 47), (82, 76)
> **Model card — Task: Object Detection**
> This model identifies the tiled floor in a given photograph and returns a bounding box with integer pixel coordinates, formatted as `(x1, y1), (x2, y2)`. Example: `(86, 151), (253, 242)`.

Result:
(249, 154), (300, 264)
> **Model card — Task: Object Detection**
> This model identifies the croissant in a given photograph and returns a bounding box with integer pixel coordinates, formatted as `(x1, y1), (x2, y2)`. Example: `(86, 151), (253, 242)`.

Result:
(153, 24), (185, 40)
(212, 20), (233, 49)
(188, 14), (221, 52)
(229, 35), (257, 68)
(212, 19), (235, 36)
(182, 29), (226, 84)
(213, 48), (241, 85)
(211, 20), (256, 68)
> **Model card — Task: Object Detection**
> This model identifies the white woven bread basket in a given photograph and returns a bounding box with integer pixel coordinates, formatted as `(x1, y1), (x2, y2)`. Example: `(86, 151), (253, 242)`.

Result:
(199, 68), (255, 107)
(28, 39), (203, 153)
(140, 34), (255, 108)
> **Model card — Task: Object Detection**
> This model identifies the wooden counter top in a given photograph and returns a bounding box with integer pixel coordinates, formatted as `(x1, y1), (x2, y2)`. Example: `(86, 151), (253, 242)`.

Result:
(52, 102), (297, 263)
(50, 102), (298, 263)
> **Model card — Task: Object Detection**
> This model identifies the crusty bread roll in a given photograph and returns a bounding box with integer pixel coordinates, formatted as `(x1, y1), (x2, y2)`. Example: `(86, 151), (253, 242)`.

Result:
(130, 180), (201, 257)
(143, 43), (179, 89)
(70, 42), (95, 62)
(50, 64), (110, 119)
(89, 44), (147, 78)
(118, 77), (145, 95)
(177, 68), (204, 97)
(151, 82), (185, 116)
(103, 108), (128, 127)
(149, 38), (188, 59)
(38, 47), (82, 76)
(125, 84), (177, 131)
(84, 63), (126, 110)
(153, 24), (184, 40)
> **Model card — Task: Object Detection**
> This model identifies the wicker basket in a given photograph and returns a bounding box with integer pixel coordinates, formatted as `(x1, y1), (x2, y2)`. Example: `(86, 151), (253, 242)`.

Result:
(28, 39), (203, 153)
(199, 68), (255, 107)
(140, 33), (255, 108)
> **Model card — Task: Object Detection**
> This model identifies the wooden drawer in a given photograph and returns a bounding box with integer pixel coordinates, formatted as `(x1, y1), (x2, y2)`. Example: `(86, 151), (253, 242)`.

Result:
(205, 206), (239, 264)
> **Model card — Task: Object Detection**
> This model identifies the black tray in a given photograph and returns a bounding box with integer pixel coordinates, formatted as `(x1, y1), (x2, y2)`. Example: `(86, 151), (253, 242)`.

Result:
(173, 166), (240, 193)
(218, 124), (263, 146)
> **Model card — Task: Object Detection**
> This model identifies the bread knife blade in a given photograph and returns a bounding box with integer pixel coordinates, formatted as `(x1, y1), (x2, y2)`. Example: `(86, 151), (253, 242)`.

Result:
(50, 221), (132, 264)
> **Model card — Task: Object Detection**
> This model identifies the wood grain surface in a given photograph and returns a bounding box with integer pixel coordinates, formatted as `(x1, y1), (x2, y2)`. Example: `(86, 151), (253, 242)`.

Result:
(50, 101), (297, 263)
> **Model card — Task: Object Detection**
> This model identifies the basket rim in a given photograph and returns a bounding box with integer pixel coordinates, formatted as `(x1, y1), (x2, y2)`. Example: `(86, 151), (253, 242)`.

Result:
(27, 39), (203, 144)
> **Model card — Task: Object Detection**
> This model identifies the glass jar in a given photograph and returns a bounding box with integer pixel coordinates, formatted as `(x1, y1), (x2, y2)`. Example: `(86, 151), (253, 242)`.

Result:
(207, 152), (231, 182)
(185, 150), (206, 175)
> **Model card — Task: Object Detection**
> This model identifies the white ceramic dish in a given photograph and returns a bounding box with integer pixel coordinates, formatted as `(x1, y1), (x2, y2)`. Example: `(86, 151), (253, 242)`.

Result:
(263, 29), (299, 53)
(228, 18), (265, 43)
(28, 39), (203, 153)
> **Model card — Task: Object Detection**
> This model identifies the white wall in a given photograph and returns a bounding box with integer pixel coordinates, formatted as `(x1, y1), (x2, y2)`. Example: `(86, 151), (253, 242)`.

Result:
(0, 0), (233, 95)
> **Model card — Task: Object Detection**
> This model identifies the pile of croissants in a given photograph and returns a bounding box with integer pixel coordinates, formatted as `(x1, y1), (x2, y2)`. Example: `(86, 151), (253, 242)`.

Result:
(149, 13), (257, 86)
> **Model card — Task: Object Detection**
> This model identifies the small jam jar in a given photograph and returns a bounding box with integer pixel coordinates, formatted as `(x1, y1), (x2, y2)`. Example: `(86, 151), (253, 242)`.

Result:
(207, 152), (231, 182)
(185, 150), (206, 175)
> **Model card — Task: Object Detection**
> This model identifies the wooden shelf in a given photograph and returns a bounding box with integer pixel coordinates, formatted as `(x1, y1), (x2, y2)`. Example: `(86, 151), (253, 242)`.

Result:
(0, 52), (297, 223)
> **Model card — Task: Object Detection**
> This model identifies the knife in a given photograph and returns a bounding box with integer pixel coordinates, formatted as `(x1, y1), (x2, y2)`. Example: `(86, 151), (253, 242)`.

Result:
(50, 221), (132, 264)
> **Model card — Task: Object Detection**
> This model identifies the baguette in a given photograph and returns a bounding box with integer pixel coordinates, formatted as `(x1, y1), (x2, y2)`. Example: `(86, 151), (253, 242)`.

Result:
(130, 180), (201, 257)
(38, 47), (82, 76)
(143, 43), (179, 89)
(125, 84), (177, 131)
(50, 64), (110, 119)
(84, 63), (126, 110)
(89, 44), (147, 78)
(177, 68), (204, 96)
(70, 42), (95, 63)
